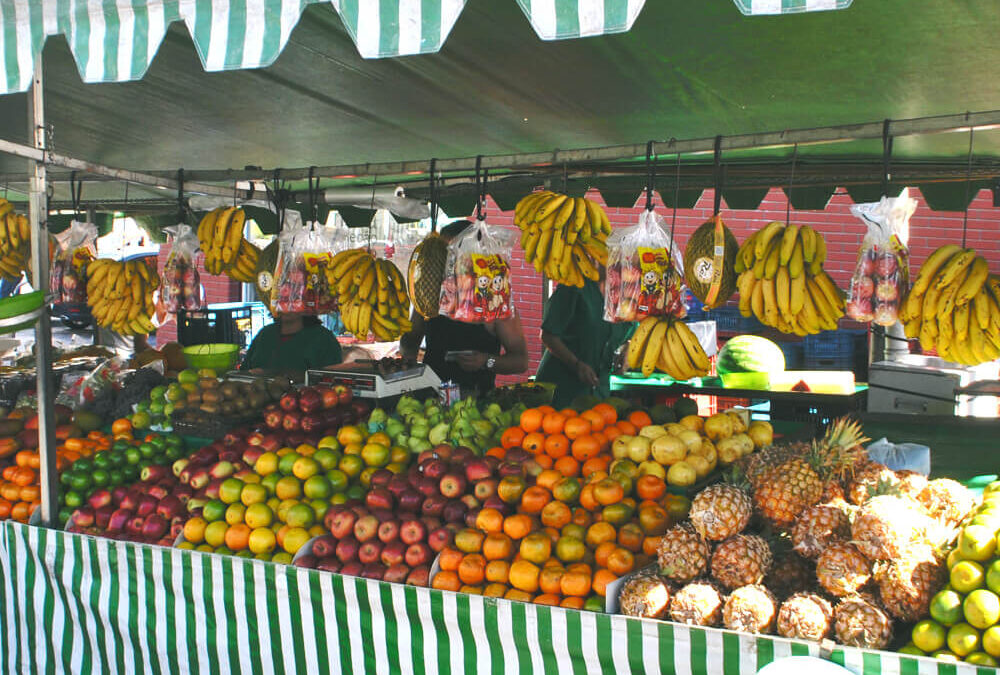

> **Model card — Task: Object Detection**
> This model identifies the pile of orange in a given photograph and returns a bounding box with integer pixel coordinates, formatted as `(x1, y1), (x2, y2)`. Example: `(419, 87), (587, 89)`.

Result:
(433, 404), (691, 608)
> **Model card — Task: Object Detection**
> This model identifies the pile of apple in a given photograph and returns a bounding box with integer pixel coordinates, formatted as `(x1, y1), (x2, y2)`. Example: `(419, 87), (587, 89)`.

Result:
(294, 444), (522, 585)
(260, 383), (370, 445)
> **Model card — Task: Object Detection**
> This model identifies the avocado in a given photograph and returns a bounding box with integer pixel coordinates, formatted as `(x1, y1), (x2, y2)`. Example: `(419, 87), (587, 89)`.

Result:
(603, 397), (631, 416)
(648, 404), (676, 425)
(673, 397), (699, 419)
(571, 394), (601, 412)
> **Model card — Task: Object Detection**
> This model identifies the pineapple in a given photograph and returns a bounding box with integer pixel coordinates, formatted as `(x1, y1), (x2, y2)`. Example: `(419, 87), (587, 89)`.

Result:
(764, 550), (815, 601)
(742, 443), (798, 489)
(845, 460), (898, 506)
(851, 495), (935, 561)
(776, 592), (833, 641)
(872, 546), (946, 621)
(791, 502), (851, 559)
(723, 585), (778, 634)
(408, 234), (450, 318)
(753, 418), (868, 528)
(894, 470), (929, 500)
(689, 484), (752, 542)
(710, 534), (772, 590)
(657, 523), (711, 584)
(816, 542), (871, 597)
(618, 574), (672, 619)
(833, 594), (893, 650)
(669, 581), (724, 627)
(917, 478), (975, 527)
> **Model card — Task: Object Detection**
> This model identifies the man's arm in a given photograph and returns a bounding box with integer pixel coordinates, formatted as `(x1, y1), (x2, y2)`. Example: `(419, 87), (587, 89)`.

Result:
(455, 313), (529, 375)
(398, 310), (426, 360)
(541, 330), (599, 386)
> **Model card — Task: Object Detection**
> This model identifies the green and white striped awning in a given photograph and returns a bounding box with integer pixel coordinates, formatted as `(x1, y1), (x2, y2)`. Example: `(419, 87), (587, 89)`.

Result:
(0, 0), (853, 97)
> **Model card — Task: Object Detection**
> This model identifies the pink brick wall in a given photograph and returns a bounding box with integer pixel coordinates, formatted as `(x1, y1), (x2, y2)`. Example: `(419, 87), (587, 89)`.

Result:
(154, 243), (243, 345)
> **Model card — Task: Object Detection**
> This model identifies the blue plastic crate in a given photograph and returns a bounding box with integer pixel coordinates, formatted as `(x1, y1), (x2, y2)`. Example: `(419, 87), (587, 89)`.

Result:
(803, 329), (868, 360)
(777, 341), (804, 370)
(803, 354), (856, 371)
(705, 306), (742, 333)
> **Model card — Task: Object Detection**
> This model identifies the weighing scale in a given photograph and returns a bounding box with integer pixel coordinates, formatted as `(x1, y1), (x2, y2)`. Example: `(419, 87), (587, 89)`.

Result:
(305, 360), (442, 402)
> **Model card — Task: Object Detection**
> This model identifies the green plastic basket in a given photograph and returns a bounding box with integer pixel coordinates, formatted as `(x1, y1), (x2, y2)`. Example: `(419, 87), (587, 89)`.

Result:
(0, 291), (44, 336)
(182, 343), (240, 372)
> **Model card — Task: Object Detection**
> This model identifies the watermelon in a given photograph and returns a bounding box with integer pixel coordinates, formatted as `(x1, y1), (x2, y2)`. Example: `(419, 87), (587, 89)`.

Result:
(717, 335), (786, 374)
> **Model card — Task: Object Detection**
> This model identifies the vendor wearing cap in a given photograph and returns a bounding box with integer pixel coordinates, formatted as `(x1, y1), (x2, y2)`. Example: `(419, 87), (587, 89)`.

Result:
(242, 313), (343, 375)
(399, 220), (529, 397)
(534, 277), (635, 408)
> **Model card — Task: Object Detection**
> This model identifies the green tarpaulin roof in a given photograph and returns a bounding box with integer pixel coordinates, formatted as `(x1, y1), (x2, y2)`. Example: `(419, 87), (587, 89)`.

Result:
(0, 0), (997, 213)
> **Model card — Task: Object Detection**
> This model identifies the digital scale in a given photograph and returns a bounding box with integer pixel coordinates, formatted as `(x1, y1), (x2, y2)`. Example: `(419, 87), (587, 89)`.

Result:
(305, 360), (442, 402)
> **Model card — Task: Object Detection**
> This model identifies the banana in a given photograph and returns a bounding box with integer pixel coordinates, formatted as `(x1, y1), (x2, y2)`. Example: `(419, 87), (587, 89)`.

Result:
(911, 245), (962, 298)
(776, 266), (791, 318)
(809, 277), (841, 329)
(751, 280), (765, 323)
(764, 242), (781, 280)
(550, 221), (566, 266)
(954, 303), (971, 340)
(524, 193), (559, 225)
(922, 281), (946, 322)
(752, 237), (774, 279)
(352, 254), (374, 287)
(797, 288), (822, 334)
(533, 194), (569, 225)
(761, 277), (779, 327)
(581, 239), (608, 267)
(790, 271), (807, 315)
(536, 229), (554, 266)
(223, 209), (246, 264)
(788, 238), (805, 278)
(973, 286), (992, 330)
(641, 320), (670, 377)
(212, 207), (235, 252)
(674, 321), (711, 373)
(937, 274), (964, 319)
(627, 317), (659, 371)
(903, 318), (921, 339)
(546, 197), (577, 234)
(737, 271), (754, 317)
(779, 223), (800, 266)
(659, 333), (690, 381)
(799, 226), (817, 263)
(754, 221), (785, 261)
(955, 256), (989, 306)
(514, 192), (549, 226)
(666, 324), (699, 377)
(739, 230), (759, 271)
(814, 271), (845, 311)
(935, 249), (977, 290)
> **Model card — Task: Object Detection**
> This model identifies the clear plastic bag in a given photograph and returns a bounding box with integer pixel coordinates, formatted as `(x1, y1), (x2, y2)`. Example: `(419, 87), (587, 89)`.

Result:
(159, 224), (205, 313)
(274, 222), (338, 314)
(604, 210), (686, 322)
(846, 188), (916, 326)
(50, 220), (97, 304)
(438, 220), (515, 323)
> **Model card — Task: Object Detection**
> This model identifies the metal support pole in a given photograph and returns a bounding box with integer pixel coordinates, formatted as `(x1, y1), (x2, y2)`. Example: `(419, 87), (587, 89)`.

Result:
(28, 52), (58, 527)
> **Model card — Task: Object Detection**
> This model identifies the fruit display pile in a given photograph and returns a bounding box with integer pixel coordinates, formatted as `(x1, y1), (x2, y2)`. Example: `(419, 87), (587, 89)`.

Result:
(85, 258), (160, 334)
(196, 206), (260, 282)
(324, 248), (413, 340)
(0, 198), (30, 282)
(625, 316), (711, 380)
(901, 245), (1000, 366)
(159, 370), (293, 432)
(513, 192), (610, 287)
(617, 416), (981, 659)
(735, 222), (845, 335)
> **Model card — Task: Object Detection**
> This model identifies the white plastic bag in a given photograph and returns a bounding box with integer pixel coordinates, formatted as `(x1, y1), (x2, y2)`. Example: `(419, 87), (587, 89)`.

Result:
(438, 220), (515, 323)
(51, 220), (97, 304)
(604, 210), (685, 323)
(159, 224), (204, 313)
(846, 189), (916, 326)
(866, 436), (931, 476)
(274, 222), (339, 314)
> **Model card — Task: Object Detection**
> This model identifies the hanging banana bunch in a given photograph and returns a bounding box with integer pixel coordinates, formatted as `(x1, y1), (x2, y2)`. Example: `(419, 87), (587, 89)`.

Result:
(325, 248), (412, 340)
(196, 206), (260, 282)
(0, 199), (30, 282)
(86, 258), (159, 335)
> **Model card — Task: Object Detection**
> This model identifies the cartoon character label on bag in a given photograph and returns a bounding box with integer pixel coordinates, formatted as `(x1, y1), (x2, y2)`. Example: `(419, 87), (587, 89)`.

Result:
(470, 253), (511, 321)
(635, 247), (670, 315)
(300, 252), (336, 313)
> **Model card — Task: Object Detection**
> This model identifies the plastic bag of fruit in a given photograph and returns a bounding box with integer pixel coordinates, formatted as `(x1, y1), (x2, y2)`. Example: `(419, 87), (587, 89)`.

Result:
(846, 188), (916, 325)
(604, 209), (685, 322)
(159, 224), (205, 313)
(438, 219), (515, 323)
(51, 220), (97, 304)
(274, 222), (338, 315)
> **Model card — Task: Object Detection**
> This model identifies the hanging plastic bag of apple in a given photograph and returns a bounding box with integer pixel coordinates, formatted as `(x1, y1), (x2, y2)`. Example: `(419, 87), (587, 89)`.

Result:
(158, 224), (204, 313)
(604, 209), (686, 323)
(846, 188), (916, 325)
(51, 219), (98, 304)
(438, 219), (516, 323)
(274, 221), (338, 315)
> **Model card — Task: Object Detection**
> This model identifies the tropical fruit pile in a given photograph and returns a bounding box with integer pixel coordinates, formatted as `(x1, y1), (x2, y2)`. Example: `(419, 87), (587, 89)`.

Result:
(196, 206), (260, 282)
(513, 192), (610, 287)
(625, 316), (711, 380)
(900, 245), (1000, 366)
(735, 221), (845, 335)
(85, 258), (159, 334)
(0, 198), (29, 282)
(325, 248), (412, 340)
(619, 417), (973, 657)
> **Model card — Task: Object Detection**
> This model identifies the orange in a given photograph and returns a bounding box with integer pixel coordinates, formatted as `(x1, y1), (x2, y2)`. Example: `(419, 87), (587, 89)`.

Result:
(476, 508), (505, 534)
(486, 446), (507, 460)
(540, 500), (572, 529)
(593, 478), (625, 506)
(482, 533), (514, 561)
(458, 554), (487, 586)
(460, 585), (483, 596)
(616, 420), (638, 435)
(585, 522), (617, 548)
(454, 528), (486, 553)
(485, 560), (511, 584)
(500, 427), (526, 450)
(0, 499), (11, 520)
(581, 456), (610, 478)
(617, 523), (645, 553)
(636, 475), (667, 501)
(571, 435), (601, 462)
(592, 403), (618, 426)
(504, 589), (534, 603)
(540, 526), (561, 545)
(643, 535), (663, 556)
(606, 548), (635, 576)
(537, 406), (557, 415)
(502, 514), (534, 540)
(509, 560), (541, 593)
(533, 594), (561, 606)
(581, 410), (605, 432)
(539, 565), (565, 595)
(483, 583), (508, 598)
(534, 454), (553, 469)
(543, 434), (570, 459)
(535, 469), (563, 492)
(590, 429), (610, 451)
(564, 417), (592, 440)
(571, 508), (592, 528)
(552, 476), (582, 504)
(438, 547), (464, 572)
(541, 412), (567, 435)
(594, 541), (618, 569)
(560, 596), (586, 610)
(519, 533), (552, 564)
(638, 503), (671, 536)
(520, 408), (544, 433)
(602, 425), (622, 444)
(522, 432), (546, 454)
(553, 456), (580, 477)
(558, 408), (578, 418)
(432, 571), (462, 592)
(18, 485), (40, 502)
(554, 536), (586, 563)
(10, 501), (30, 522)
(560, 569), (592, 597)
(592, 569), (618, 597)
(579, 483), (599, 512)
(628, 410), (652, 428)
(224, 524), (252, 551)
(520, 486), (552, 514)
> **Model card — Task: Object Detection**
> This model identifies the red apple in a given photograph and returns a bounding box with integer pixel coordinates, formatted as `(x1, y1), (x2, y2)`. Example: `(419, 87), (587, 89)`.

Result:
(264, 407), (284, 430)
(134, 494), (157, 518)
(404, 542), (432, 568)
(338, 561), (362, 577)
(72, 506), (96, 528)
(421, 516), (442, 531)
(421, 494), (446, 517)
(317, 558), (342, 574)
(406, 566), (430, 587)
(333, 384), (353, 405)
(474, 479), (498, 502)
(397, 489), (423, 514)
(399, 519), (427, 546)
(442, 500), (467, 525)
(328, 509), (358, 540)
(282, 412), (302, 431)
(358, 541), (384, 565)
(431, 444), (452, 461)
(422, 459), (448, 481)
(460, 494), (480, 511)
(361, 563), (386, 581)
(300, 414), (324, 433)
(173, 484), (194, 503)
(188, 468), (211, 490)
(294, 554), (318, 568)
(380, 540), (407, 567)
(451, 446), (475, 463)
(147, 484), (170, 500)
(94, 506), (114, 529)
(505, 448), (531, 464)
(370, 470), (393, 488)
(312, 534), (338, 559)
(142, 514), (169, 540)
(383, 563), (410, 584)
(156, 495), (184, 520)
(317, 386), (339, 409)
(279, 391), (300, 412)
(88, 489), (113, 510)
(298, 387), (322, 413)
(439, 473), (467, 499)
(336, 536), (361, 563)
(481, 495), (509, 514)
(464, 509), (480, 529)
(107, 508), (133, 534)
(242, 446), (264, 466)
(414, 477), (438, 498)
(354, 515), (379, 543)
(126, 516), (146, 537)
(172, 458), (190, 478)
(377, 520), (400, 544)
(464, 458), (492, 483)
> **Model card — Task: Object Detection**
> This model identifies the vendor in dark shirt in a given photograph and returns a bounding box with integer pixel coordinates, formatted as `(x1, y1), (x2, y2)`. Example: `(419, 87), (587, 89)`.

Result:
(399, 220), (529, 397)
(242, 313), (343, 376)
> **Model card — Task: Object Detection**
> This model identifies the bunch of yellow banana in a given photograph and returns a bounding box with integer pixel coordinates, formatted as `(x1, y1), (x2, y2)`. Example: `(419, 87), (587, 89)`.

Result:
(626, 316), (711, 379)
(86, 258), (159, 335)
(513, 191), (610, 287)
(196, 207), (260, 282)
(0, 199), (30, 281)
(734, 221), (844, 335)
(899, 245), (1000, 365)
(325, 248), (413, 340)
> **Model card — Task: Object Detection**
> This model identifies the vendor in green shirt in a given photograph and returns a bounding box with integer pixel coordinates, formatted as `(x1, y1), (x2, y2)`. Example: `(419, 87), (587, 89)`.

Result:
(241, 314), (343, 376)
(535, 279), (635, 408)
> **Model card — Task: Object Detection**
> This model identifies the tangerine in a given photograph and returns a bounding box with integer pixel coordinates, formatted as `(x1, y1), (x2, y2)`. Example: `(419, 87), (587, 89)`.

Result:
(509, 560), (541, 593)
(560, 596), (587, 610)
(503, 514), (534, 540)
(520, 408), (544, 433)
(520, 486), (552, 514)
(541, 413), (567, 435)
(602, 425), (623, 444)
(628, 411), (652, 428)
(553, 456), (580, 477)
(501, 427), (526, 450)
(486, 446), (507, 460)
(458, 554), (487, 585)
(519, 533), (553, 564)
(581, 456), (611, 478)
(560, 569), (592, 597)
(606, 548), (635, 576)
(539, 565), (565, 594)
(482, 533), (514, 561)
(438, 547), (464, 572)
(571, 435), (601, 462)
(540, 501), (572, 529)
(534, 454), (554, 469)
(594, 541), (618, 568)
(580, 410), (606, 432)
(592, 403), (618, 426)
(543, 434), (570, 459)
(485, 561), (511, 584)
(483, 583), (508, 598)
(616, 420), (638, 435)
(522, 432), (546, 454)
(536, 469), (563, 492)
(592, 569), (618, 597)
(432, 571), (462, 592)
(504, 589), (535, 603)
(564, 417), (593, 440)
(585, 522), (617, 548)
(476, 508), (505, 534)
(534, 594), (561, 606)
(636, 475), (667, 501)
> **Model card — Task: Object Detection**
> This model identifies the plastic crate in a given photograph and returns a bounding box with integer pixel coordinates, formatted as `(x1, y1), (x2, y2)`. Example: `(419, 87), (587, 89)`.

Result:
(177, 304), (254, 349)
(803, 329), (868, 374)
(777, 341), (804, 370)
(704, 306), (741, 333)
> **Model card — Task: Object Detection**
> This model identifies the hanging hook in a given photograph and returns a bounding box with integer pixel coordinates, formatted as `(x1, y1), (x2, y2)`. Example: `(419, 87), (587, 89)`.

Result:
(474, 155), (487, 221)
(881, 119), (893, 197)
(429, 158), (439, 233)
(962, 124), (976, 247)
(786, 144), (798, 226)
(177, 168), (185, 224)
(713, 135), (724, 216)
(562, 163), (569, 195)
(669, 148), (682, 260)
(645, 141), (656, 212)
(70, 171), (83, 220)
(307, 166), (319, 225)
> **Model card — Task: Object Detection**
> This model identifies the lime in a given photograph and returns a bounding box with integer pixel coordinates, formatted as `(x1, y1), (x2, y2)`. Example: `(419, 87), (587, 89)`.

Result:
(930, 589), (966, 627)
(931, 650), (960, 662)
(966, 652), (999, 667)
(897, 644), (924, 656)
(202, 500), (228, 522)
(965, 589), (1000, 629)
(983, 625), (1000, 657)
(961, 525), (998, 561)
(947, 623), (981, 657)
(985, 481), (1000, 496)
(951, 560), (986, 593)
(583, 596), (605, 613)
(912, 619), (947, 653)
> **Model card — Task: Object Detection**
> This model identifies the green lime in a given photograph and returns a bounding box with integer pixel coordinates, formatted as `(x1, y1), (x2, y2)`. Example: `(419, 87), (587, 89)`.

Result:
(583, 596), (605, 613)
(124, 447), (142, 465)
(202, 500), (227, 522)
(912, 619), (947, 653)
(108, 469), (124, 486)
(982, 625), (1000, 657)
(931, 650), (960, 662)
(327, 469), (348, 493)
(951, 560), (986, 593)
(947, 623), (981, 657)
(967, 652), (999, 667)
(62, 490), (83, 509)
(93, 453), (112, 470)
(931, 589), (966, 627)
(965, 589), (1000, 630)
(59, 471), (72, 487)
(345, 484), (364, 501)
(90, 469), (110, 487)
(897, 644), (925, 656)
